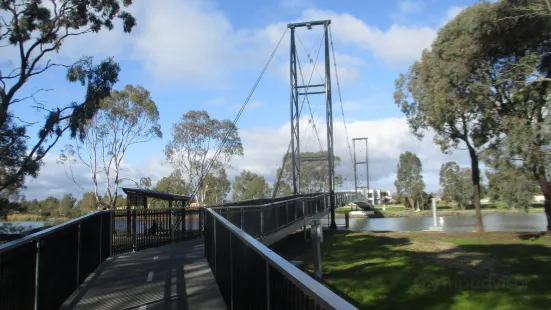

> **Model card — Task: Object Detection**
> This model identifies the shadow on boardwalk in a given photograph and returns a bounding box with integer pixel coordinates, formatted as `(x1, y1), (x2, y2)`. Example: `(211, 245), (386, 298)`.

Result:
(61, 238), (226, 310)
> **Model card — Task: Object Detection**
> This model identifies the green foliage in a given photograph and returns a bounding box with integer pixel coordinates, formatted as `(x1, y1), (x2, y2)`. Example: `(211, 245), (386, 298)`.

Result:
(394, 152), (424, 210)
(279, 151), (343, 193)
(202, 169), (231, 205)
(232, 170), (270, 201)
(486, 166), (539, 210)
(471, 1), (551, 233)
(76, 192), (99, 213)
(58, 85), (162, 209)
(154, 171), (191, 196)
(59, 193), (77, 217)
(138, 177), (152, 190)
(272, 180), (293, 198)
(440, 162), (474, 209)
(0, 0), (136, 199)
(165, 110), (243, 204)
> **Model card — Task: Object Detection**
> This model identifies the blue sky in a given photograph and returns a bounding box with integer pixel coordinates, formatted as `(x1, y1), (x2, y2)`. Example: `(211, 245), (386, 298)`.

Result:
(2, 0), (481, 199)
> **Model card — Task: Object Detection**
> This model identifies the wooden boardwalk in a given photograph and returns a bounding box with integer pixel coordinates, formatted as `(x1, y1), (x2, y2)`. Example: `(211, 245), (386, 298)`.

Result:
(61, 238), (226, 310)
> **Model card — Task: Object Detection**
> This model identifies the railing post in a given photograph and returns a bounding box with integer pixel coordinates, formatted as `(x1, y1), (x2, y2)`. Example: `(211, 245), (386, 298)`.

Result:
(200, 208), (203, 236)
(230, 232), (234, 310)
(34, 239), (40, 310)
(77, 221), (81, 285)
(275, 205), (279, 229)
(294, 201), (298, 221)
(240, 207), (244, 230)
(109, 210), (113, 257)
(260, 209), (264, 236)
(99, 212), (103, 262)
(285, 202), (289, 225)
(169, 202), (174, 243)
(266, 261), (271, 310)
(132, 209), (137, 252)
(213, 216), (217, 278)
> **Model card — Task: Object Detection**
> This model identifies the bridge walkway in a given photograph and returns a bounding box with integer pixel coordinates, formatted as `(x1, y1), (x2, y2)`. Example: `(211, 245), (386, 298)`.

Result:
(61, 238), (225, 310)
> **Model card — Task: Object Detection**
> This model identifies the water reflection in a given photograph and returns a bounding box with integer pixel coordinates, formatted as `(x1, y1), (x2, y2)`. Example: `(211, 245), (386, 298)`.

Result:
(0, 221), (45, 234)
(325, 213), (546, 232)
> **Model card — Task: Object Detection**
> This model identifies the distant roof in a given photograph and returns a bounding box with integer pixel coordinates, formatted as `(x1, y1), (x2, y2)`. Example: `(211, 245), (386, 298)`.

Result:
(121, 188), (191, 201)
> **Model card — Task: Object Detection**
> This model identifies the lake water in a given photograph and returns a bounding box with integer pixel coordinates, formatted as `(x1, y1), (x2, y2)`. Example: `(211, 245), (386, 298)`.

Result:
(0, 221), (45, 234)
(0, 213), (546, 236)
(324, 213), (547, 232)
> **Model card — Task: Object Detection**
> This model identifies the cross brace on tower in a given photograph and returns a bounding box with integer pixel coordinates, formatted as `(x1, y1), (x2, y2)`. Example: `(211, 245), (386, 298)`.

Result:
(288, 19), (337, 229)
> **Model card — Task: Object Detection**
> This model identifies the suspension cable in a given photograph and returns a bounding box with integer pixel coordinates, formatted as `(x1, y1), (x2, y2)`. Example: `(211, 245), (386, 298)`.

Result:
(296, 33), (325, 152)
(190, 28), (289, 204)
(329, 25), (354, 164)
(297, 33), (325, 81)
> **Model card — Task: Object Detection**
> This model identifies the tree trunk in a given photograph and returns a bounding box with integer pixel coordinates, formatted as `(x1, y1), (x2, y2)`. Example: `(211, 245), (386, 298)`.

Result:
(467, 146), (485, 232)
(536, 174), (551, 236)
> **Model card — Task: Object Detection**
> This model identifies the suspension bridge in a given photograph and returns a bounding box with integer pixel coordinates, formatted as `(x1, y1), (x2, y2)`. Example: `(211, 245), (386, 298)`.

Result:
(0, 20), (373, 310)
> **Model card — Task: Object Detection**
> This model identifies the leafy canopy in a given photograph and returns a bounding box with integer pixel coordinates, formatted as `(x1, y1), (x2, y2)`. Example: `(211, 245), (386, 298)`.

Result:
(232, 170), (270, 201)
(0, 0), (136, 196)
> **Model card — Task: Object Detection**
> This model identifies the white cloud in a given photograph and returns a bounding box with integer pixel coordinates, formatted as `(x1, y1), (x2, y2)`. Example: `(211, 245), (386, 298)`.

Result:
(24, 117), (471, 199)
(441, 6), (466, 26)
(205, 98), (229, 106)
(130, 0), (286, 88)
(230, 117), (470, 193)
(398, 0), (423, 15)
(23, 154), (171, 200)
(301, 9), (437, 65)
(392, 0), (424, 23)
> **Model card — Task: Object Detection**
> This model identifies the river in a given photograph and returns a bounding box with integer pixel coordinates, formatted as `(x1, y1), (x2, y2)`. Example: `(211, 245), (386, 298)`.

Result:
(325, 213), (546, 232)
(0, 221), (46, 236)
(1, 213), (547, 236)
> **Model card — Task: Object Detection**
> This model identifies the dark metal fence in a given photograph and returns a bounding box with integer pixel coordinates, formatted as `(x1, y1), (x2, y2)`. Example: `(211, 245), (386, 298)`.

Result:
(112, 207), (202, 255)
(0, 192), (359, 310)
(211, 192), (361, 239)
(0, 211), (111, 310)
(204, 207), (356, 310)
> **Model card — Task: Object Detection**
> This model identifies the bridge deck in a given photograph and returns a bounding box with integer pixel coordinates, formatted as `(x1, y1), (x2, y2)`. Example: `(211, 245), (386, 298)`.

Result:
(61, 238), (226, 310)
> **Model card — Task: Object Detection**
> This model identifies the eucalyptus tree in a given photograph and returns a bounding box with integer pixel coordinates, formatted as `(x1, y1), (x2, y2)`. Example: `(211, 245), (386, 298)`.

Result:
(0, 0), (136, 200)
(59, 85), (162, 209)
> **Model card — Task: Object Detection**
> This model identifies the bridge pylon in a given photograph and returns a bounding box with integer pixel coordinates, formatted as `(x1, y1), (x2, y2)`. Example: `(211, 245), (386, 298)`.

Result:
(288, 20), (337, 229)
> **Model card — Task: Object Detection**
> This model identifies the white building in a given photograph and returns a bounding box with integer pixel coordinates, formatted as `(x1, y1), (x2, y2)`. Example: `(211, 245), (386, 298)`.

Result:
(340, 189), (391, 205)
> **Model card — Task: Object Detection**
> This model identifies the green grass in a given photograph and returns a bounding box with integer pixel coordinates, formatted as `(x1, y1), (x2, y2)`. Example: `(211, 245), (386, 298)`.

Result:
(270, 231), (551, 310)
(375, 205), (405, 212)
(336, 206), (361, 213)
(6, 213), (45, 221)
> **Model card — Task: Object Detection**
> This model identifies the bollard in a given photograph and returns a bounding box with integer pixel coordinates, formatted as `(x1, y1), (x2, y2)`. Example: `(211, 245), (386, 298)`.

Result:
(345, 212), (350, 228)
(311, 219), (323, 279)
(432, 198), (438, 227)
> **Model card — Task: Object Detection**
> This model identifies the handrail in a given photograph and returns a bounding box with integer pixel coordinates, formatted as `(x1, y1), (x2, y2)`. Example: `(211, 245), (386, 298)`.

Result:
(111, 206), (200, 212)
(208, 193), (327, 210)
(206, 208), (357, 310)
(0, 210), (102, 253)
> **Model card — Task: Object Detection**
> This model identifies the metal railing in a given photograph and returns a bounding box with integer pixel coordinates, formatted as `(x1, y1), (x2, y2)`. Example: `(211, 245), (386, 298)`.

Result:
(210, 192), (364, 239)
(204, 207), (356, 310)
(0, 211), (111, 310)
(0, 192), (362, 310)
(212, 194), (329, 238)
(112, 207), (202, 255)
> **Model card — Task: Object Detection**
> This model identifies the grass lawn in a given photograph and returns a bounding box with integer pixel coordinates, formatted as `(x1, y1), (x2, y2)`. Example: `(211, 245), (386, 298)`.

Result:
(270, 231), (551, 310)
